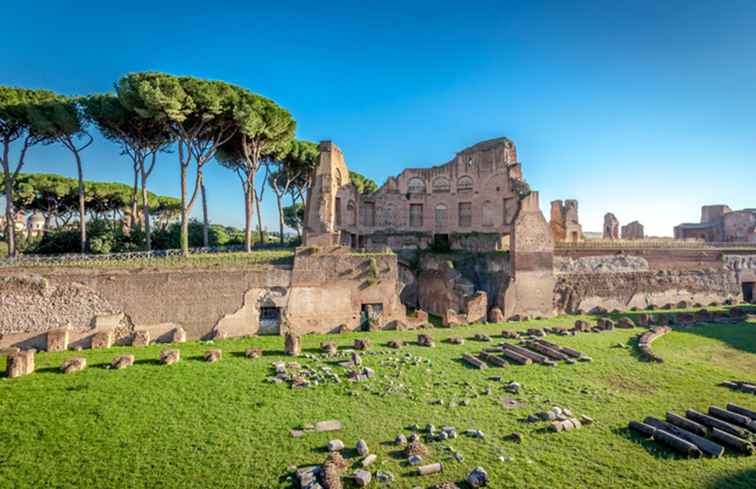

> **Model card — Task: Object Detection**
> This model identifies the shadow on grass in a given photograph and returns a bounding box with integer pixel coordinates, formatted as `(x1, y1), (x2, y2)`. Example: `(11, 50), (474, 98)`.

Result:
(673, 322), (756, 356)
(707, 469), (756, 489)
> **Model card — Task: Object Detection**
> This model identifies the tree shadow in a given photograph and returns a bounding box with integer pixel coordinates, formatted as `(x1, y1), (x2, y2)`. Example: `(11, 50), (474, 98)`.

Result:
(673, 322), (756, 356)
(706, 469), (756, 489)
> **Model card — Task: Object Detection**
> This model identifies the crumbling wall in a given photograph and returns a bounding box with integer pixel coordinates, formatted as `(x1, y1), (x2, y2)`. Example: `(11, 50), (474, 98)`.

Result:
(415, 252), (510, 318)
(0, 274), (117, 336)
(554, 269), (740, 313)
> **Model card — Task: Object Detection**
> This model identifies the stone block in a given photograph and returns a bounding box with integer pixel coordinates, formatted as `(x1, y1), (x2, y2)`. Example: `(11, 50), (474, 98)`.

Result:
(245, 347), (263, 358)
(464, 291), (488, 323)
(132, 330), (151, 347)
(488, 307), (505, 323)
(171, 327), (187, 343)
(60, 357), (87, 374)
(111, 354), (135, 369)
(6, 350), (35, 378)
(204, 349), (222, 363)
(91, 330), (114, 349)
(160, 349), (180, 365)
(443, 309), (463, 327)
(284, 333), (301, 356)
(46, 327), (70, 352)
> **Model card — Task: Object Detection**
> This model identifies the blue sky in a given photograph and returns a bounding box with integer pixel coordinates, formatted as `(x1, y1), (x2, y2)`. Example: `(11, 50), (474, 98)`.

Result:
(2, 0), (754, 236)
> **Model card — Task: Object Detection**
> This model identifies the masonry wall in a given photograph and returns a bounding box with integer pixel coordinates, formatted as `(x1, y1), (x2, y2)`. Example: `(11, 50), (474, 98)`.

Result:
(552, 248), (756, 312)
(0, 266), (292, 349)
(0, 249), (408, 350)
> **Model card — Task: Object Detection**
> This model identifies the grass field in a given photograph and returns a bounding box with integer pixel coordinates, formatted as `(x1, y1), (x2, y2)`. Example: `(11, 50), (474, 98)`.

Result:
(1, 311), (755, 489)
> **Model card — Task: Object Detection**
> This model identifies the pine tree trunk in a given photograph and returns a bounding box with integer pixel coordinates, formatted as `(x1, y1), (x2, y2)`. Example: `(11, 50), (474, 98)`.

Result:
(254, 188), (264, 243)
(244, 177), (254, 253)
(276, 193), (285, 244)
(180, 162), (189, 256)
(129, 163), (139, 234)
(141, 168), (152, 251)
(74, 151), (86, 253)
(201, 175), (209, 247)
(3, 172), (16, 258)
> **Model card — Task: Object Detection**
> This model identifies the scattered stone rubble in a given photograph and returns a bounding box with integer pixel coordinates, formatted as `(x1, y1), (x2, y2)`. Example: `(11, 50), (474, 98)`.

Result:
(629, 403), (756, 457)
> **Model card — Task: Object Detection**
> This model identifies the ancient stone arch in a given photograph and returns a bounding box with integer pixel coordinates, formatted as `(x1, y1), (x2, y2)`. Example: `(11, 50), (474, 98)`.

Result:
(457, 175), (473, 193)
(407, 177), (426, 194)
(432, 176), (450, 193)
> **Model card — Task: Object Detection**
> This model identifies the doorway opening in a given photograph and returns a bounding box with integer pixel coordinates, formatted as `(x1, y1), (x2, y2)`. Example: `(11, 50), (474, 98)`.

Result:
(743, 282), (754, 303)
(259, 306), (281, 335)
(360, 303), (383, 331)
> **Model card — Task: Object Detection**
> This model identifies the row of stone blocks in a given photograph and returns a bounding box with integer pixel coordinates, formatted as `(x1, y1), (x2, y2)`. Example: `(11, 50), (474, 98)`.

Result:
(44, 326), (187, 353)
(637, 326), (672, 363)
(629, 404), (756, 457)
(4, 347), (213, 378)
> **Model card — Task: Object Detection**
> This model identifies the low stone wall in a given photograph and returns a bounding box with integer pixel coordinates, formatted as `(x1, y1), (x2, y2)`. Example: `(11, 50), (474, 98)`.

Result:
(0, 248), (408, 350)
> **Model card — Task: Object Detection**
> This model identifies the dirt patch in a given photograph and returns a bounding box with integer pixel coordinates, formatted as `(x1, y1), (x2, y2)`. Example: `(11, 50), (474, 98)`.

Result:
(605, 374), (657, 394)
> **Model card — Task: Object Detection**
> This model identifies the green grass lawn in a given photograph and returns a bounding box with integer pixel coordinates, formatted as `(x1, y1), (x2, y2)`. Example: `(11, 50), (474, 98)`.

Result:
(1, 313), (755, 489)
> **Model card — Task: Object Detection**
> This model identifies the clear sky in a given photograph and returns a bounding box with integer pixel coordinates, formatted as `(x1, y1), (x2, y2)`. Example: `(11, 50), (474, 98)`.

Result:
(2, 0), (754, 236)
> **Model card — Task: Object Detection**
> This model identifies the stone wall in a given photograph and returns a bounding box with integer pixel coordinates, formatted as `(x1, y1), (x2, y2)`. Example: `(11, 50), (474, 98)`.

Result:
(553, 249), (756, 312)
(0, 248), (408, 350)
(554, 268), (740, 313)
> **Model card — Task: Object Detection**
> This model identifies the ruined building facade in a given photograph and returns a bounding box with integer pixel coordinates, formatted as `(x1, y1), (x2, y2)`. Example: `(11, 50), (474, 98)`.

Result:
(304, 137), (556, 318)
(603, 213), (620, 240)
(305, 137), (529, 252)
(550, 199), (582, 243)
(674, 205), (756, 243)
(621, 221), (644, 240)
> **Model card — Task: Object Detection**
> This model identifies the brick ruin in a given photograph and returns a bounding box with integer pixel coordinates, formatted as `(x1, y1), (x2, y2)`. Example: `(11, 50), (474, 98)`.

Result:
(621, 221), (644, 240)
(603, 213), (620, 240)
(304, 137), (556, 319)
(1, 137), (755, 353)
(674, 205), (756, 243)
(550, 199), (582, 243)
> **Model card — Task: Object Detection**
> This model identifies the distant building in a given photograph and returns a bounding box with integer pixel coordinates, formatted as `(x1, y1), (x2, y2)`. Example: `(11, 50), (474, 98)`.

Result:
(674, 205), (756, 243)
(550, 199), (582, 243)
(0, 210), (27, 237)
(621, 221), (644, 240)
(27, 212), (46, 238)
(603, 213), (619, 240)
